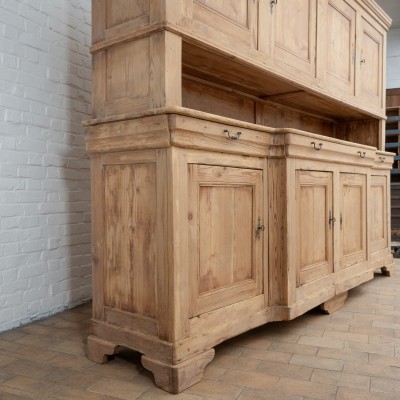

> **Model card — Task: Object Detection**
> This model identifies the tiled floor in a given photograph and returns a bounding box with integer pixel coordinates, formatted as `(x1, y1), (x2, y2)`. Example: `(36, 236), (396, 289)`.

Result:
(1, 262), (400, 400)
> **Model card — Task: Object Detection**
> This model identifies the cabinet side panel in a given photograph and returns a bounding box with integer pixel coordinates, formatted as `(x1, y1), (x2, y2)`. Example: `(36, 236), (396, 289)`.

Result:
(106, 0), (149, 29)
(370, 175), (388, 253)
(105, 38), (150, 116)
(268, 159), (288, 306)
(103, 163), (157, 318)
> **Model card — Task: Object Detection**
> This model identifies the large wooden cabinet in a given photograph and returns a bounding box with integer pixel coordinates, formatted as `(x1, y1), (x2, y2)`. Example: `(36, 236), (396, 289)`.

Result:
(86, 0), (394, 394)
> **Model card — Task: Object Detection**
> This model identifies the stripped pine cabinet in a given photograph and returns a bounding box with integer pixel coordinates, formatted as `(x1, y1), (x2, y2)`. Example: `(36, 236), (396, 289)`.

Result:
(86, 0), (394, 394)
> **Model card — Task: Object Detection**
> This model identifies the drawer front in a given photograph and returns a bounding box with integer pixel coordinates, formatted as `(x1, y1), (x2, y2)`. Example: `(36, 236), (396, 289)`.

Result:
(169, 115), (272, 157)
(284, 132), (375, 166)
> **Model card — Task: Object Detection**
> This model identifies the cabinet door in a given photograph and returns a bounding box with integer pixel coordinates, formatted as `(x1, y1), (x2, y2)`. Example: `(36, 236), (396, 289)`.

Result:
(188, 164), (264, 316)
(191, 0), (258, 48)
(295, 171), (333, 286)
(357, 17), (384, 109)
(370, 175), (389, 254)
(339, 173), (367, 269)
(259, 0), (317, 77)
(319, 0), (356, 96)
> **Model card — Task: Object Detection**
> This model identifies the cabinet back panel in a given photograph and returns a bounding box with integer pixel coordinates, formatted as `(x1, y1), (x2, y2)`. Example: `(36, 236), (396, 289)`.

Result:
(103, 163), (157, 318)
(260, 103), (335, 137)
(182, 79), (255, 123)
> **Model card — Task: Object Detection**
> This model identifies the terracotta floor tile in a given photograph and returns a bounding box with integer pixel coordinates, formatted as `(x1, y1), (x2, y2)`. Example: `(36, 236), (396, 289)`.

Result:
(368, 353), (400, 368)
(220, 369), (279, 390)
(344, 341), (395, 356)
(257, 360), (313, 381)
(297, 335), (344, 349)
(1, 375), (55, 399)
(337, 386), (398, 400)
(370, 377), (400, 394)
(343, 361), (400, 380)
(203, 365), (227, 381)
(322, 330), (369, 343)
(316, 347), (369, 363)
(268, 341), (318, 356)
(87, 378), (148, 399)
(241, 348), (292, 363)
(238, 387), (303, 400)
(290, 354), (344, 371)
(311, 368), (370, 390)
(137, 387), (204, 399)
(275, 377), (337, 400)
(185, 379), (243, 400)
(212, 354), (260, 371)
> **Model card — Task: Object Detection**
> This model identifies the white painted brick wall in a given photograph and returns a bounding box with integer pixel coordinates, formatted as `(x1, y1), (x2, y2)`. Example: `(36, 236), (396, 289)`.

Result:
(387, 28), (400, 89)
(0, 0), (92, 331)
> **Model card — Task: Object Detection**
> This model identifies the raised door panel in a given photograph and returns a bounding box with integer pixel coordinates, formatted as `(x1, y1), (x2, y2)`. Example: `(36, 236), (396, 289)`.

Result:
(295, 171), (333, 286)
(92, 0), (150, 42)
(358, 17), (383, 109)
(188, 164), (264, 316)
(191, 0), (258, 49)
(339, 173), (367, 269)
(103, 163), (157, 318)
(370, 175), (388, 253)
(260, 0), (317, 77)
(320, 0), (356, 96)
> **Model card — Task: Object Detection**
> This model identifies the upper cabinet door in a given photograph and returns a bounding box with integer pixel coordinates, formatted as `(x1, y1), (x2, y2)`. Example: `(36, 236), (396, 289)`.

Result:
(357, 17), (384, 110)
(318, 0), (356, 96)
(259, 0), (317, 78)
(190, 0), (258, 49)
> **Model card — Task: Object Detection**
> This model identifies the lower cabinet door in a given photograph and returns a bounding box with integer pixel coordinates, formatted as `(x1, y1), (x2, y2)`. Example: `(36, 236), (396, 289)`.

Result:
(188, 164), (264, 316)
(339, 173), (367, 269)
(295, 170), (334, 286)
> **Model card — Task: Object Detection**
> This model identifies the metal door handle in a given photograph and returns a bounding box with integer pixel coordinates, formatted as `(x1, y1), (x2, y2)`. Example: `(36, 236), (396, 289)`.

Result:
(224, 129), (242, 141)
(311, 142), (323, 151)
(329, 210), (336, 227)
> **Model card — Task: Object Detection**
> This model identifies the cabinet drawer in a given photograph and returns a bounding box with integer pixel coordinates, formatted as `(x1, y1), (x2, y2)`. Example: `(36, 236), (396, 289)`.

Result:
(284, 131), (375, 165)
(169, 115), (272, 157)
(373, 151), (394, 170)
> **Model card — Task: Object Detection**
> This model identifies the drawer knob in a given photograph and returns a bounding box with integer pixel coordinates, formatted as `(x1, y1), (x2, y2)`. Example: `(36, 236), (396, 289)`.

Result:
(311, 142), (323, 151)
(358, 151), (366, 158)
(224, 129), (242, 141)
